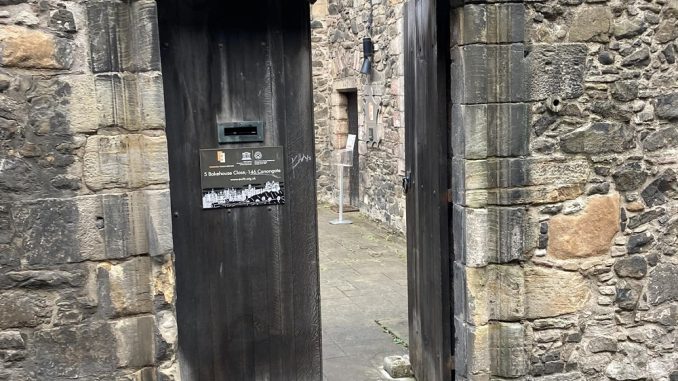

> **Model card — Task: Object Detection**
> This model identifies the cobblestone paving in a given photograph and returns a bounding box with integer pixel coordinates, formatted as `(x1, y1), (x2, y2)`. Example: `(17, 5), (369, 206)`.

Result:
(318, 206), (409, 381)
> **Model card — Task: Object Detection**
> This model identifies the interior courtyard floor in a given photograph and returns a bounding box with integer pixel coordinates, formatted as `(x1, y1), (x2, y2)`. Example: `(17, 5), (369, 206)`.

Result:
(318, 206), (409, 381)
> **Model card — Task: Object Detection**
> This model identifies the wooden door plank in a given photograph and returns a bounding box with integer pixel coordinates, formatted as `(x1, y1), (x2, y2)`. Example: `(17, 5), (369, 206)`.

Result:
(159, 1), (321, 380)
(405, 0), (453, 380)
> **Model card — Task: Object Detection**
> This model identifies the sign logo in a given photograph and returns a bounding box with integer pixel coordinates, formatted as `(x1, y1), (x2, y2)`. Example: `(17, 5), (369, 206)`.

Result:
(254, 151), (263, 160)
(241, 152), (252, 161)
(216, 151), (226, 163)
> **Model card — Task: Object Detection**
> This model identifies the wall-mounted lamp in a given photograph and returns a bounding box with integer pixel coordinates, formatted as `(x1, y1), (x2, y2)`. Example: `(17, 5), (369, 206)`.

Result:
(360, 37), (374, 75)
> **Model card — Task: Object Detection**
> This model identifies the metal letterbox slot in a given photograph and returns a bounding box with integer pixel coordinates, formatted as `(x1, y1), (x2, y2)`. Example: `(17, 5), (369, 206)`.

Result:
(218, 121), (264, 143)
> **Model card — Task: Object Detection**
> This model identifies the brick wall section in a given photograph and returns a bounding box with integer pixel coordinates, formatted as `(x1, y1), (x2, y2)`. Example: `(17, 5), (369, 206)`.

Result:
(0, 1), (178, 380)
(452, 0), (678, 379)
(311, 0), (407, 232)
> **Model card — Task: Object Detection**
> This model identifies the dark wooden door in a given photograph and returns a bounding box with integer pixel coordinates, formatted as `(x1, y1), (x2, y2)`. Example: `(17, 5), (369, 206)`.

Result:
(158, 2), (321, 380)
(346, 91), (360, 208)
(404, 0), (453, 380)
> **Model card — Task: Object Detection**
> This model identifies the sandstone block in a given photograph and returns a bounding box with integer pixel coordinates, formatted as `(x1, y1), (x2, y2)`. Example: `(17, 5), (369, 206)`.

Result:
(451, 103), (529, 160)
(145, 190), (173, 258)
(462, 184), (586, 208)
(452, 4), (525, 45)
(95, 73), (166, 130)
(460, 157), (590, 191)
(454, 156), (590, 207)
(11, 192), (170, 265)
(527, 44), (587, 101)
(524, 266), (591, 318)
(0, 25), (73, 69)
(32, 323), (117, 378)
(465, 265), (525, 325)
(11, 197), (100, 265)
(98, 256), (153, 317)
(488, 322), (527, 377)
(86, 1), (161, 73)
(568, 7), (612, 42)
(455, 206), (535, 267)
(84, 134), (169, 191)
(112, 315), (155, 368)
(451, 44), (527, 104)
(547, 193), (620, 260)
(465, 323), (491, 376)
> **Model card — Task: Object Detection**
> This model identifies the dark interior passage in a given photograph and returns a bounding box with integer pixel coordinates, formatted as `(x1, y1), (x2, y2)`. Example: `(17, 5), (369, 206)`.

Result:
(345, 91), (360, 208)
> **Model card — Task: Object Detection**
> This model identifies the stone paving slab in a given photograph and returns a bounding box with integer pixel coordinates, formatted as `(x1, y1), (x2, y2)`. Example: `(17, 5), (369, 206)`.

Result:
(318, 206), (409, 381)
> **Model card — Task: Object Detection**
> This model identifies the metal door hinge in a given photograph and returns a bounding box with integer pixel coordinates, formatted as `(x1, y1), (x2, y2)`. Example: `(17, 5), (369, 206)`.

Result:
(402, 171), (412, 194)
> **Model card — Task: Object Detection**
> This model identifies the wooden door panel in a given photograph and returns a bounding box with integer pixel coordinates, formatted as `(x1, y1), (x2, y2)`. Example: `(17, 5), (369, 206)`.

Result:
(404, 0), (453, 380)
(158, 1), (321, 380)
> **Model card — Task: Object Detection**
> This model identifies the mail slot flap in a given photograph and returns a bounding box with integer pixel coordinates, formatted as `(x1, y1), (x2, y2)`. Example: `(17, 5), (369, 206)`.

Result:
(218, 121), (265, 143)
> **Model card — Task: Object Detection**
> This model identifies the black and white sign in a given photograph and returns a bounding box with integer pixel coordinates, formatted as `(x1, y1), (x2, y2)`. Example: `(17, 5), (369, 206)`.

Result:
(200, 147), (285, 209)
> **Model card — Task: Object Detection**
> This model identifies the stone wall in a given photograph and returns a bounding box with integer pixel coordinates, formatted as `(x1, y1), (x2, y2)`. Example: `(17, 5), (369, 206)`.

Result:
(311, 0), (407, 232)
(0, 1), (178, 380)
(453, 0), (678, 380)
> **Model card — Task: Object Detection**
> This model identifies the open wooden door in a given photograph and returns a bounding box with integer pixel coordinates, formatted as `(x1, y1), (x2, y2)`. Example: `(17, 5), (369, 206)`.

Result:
(404, 0), (453, 380)
(158, 1), (321, 380)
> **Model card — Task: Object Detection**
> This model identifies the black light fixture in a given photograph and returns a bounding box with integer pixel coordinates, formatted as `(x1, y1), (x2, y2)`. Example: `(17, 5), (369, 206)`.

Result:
(360, 37), (374, 75)
(360, 0), (374, 76)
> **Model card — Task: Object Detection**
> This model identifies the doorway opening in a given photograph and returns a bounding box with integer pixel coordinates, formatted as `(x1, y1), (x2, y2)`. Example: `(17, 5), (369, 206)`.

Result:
(343, 90), (360, 210)
(315, 87), (410, 380)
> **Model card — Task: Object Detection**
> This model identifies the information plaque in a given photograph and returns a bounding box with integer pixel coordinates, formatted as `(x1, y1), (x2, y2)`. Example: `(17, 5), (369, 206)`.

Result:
(200, 147), (285, 209)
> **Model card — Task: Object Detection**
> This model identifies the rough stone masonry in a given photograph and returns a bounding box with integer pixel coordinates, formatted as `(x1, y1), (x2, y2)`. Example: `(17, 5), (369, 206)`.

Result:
(311, 0), (407, 232)
(452, 0), (678, 379)
(0, 1), (178, 380)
